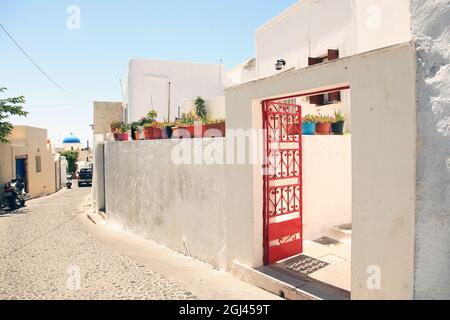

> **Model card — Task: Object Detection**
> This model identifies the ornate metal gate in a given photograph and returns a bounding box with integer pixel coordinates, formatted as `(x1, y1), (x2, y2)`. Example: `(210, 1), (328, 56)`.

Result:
(263, 100), (303, 265)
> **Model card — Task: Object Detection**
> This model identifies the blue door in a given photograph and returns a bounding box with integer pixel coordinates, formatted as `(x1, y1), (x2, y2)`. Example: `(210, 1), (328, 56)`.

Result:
(15, 158), (26, 179)
(15, 158), (27, 190)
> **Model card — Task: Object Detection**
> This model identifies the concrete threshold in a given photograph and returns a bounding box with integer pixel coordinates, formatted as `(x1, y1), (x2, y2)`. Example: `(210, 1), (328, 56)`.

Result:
(231, 261), (350, 300)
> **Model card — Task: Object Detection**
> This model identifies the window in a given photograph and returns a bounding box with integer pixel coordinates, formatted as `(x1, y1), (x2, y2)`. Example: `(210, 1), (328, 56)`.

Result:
(36, 156), (42, 173)
(308, 49), (341, 105)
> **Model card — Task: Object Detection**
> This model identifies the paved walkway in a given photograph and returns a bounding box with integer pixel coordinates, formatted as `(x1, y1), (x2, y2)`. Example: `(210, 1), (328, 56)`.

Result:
(0, 187), (196, 300)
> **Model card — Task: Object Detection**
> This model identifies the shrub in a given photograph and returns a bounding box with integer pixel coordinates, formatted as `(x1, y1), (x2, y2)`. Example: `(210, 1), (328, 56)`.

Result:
(194, 97), (207, 121)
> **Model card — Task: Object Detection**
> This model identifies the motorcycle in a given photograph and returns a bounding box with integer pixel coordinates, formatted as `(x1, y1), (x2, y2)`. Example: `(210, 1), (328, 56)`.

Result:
(66, 178), (73, 189)
(0, 179), (29, 211)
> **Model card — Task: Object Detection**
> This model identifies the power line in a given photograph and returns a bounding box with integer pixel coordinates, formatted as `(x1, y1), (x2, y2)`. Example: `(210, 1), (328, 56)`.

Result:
(0, 22), (79, 100)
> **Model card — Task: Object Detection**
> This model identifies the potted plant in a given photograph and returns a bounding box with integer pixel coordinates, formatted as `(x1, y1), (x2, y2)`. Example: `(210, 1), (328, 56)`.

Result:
(204, 119), (226, 138)
(161, 118), (174, 139)
(131, 121), (141, 141)
(118, 123), (131, 141)
(172, 113), (192, 139)
(332, 110), (346, 135)
(315, 114), (333, 135)
(189, 120), (207, 138)
(173, 112), (204, 138)
(111, 121), (123, 141)
(302, 114), (317, 135)
(144, 122), (163, 140)
(143, 110), (163, 140)
(193, 98), (208, 138)
(195, 97), (207, 121)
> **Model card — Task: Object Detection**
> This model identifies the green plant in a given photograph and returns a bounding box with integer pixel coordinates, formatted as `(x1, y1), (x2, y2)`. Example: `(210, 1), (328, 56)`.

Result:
(175, 112), (197, 127)
(143, 120), (162, 128)
(194, 97), (207, 121)
(131, 121), (141, 131)
(161, 118), (175, 127)
(317, 114), (334, 123)
(0, 87), (28, 143)
(303, 114), (317, 123)
(147, 110), (158, 122)
(205, 118), (225, 124)
(111, 121), (123, 130)
(119, 123), (131, 133)
(333, 110), (346, 122)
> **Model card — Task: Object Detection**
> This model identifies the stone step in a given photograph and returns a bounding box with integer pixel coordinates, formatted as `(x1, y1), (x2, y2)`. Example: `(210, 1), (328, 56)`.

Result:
(324, 224), (352, 243)
(231, 261), (350, 301)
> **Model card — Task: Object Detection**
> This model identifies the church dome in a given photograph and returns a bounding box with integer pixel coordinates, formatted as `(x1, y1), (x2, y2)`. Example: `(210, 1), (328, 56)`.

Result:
(63, 133), (81, 144)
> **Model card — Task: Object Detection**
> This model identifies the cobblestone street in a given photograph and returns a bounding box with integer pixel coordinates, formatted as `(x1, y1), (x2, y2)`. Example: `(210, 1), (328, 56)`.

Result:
(0, 187), (196, 300)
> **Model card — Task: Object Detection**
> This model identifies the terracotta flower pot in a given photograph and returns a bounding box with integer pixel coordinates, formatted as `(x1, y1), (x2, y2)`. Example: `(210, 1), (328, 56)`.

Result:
(133, 131), (140, 141)
(315, 123), (331, 135)
(144, 127), (162, 140)
(113, 132), (120, 141)
(204, 122), (226, 138)
(186, 124), (206, 138)
(172, 127), (191, 139)
(119, 132), (129, 141)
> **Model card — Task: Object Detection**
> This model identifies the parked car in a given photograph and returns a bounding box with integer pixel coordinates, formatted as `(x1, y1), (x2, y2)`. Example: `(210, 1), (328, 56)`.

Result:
(78, 168), (93, 187)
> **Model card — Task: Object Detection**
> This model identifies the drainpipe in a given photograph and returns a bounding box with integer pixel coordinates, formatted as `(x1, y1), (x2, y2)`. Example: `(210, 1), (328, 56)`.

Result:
(168, 81), (171, 122)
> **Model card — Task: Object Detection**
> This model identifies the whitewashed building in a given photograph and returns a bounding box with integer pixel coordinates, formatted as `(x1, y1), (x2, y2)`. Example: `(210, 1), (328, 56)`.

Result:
(125, 59), (224, 122)
(225, 0), (412, 132)
(254, 0), (411, 80)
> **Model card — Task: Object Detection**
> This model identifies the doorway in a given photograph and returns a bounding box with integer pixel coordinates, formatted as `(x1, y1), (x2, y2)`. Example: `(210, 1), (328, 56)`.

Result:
(15, 156), (28, 193)
(262, 86), (352, 295)
(262, 100), (303, 265)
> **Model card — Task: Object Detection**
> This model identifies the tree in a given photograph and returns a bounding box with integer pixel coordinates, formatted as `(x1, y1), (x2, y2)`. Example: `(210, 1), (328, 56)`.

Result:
(60, 151), (79, 175)
(0, 87), (28, 143)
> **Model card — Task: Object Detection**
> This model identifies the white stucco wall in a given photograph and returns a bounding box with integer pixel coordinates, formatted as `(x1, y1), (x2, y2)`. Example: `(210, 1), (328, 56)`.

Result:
(127, 59), (224, 122)
(411, 0), (450, 300)
(225, 42), (417, 300)
(93, 135), (105, 212)
(303, 136), (352, 240)
(256, 0), (411, 79)
(60, 156), (68, 184)
(181, 96), (226, 120)
(104, 139), (227, 268)
(224, 58), (257, 88)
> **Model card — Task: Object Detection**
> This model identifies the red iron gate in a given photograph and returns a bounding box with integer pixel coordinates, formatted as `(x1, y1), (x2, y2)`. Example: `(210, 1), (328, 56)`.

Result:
(263, 100), (303, 265)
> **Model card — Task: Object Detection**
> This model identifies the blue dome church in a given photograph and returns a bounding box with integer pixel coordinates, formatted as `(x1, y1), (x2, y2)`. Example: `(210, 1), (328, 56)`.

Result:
(62, 133), (82, 151)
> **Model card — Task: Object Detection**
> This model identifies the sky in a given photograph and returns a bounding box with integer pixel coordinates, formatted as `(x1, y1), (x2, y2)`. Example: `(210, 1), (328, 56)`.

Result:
(0, 0), (297, 147)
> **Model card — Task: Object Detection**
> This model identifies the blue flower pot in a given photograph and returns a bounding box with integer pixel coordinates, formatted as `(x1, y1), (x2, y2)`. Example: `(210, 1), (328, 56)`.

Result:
(302, 122), (316, 135)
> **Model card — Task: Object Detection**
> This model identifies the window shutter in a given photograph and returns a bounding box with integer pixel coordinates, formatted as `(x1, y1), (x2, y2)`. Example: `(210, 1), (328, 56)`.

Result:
(310, 94), (324, 105)
(329, 90), (341, 102)
(308, 57), (323, 66)
(328, 49), (339, 61)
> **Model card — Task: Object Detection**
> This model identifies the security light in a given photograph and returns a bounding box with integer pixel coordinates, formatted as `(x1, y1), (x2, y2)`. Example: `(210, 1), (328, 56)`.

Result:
(275, 59), (286, 71)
